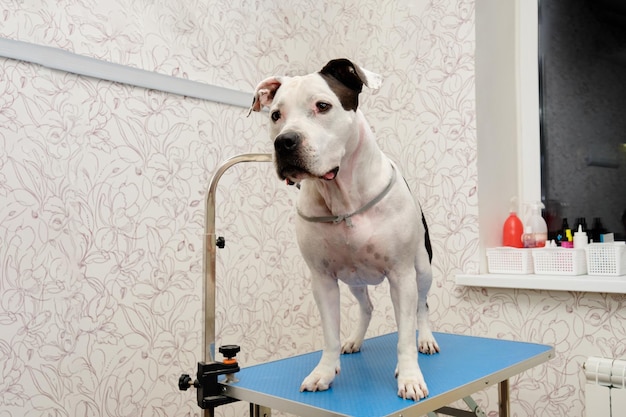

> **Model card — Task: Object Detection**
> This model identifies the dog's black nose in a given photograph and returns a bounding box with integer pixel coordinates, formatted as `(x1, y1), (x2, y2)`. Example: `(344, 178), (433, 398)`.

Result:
(274, 132), (301, 154)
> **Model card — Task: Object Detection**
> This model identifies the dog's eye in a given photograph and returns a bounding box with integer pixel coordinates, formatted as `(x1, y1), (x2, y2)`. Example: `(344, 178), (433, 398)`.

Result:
(271, 110), (281, 122)
(316, 102), (331, 113)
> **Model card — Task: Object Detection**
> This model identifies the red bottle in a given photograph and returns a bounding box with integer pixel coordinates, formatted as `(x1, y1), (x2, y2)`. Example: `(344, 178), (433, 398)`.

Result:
(502, 211), (524, 248)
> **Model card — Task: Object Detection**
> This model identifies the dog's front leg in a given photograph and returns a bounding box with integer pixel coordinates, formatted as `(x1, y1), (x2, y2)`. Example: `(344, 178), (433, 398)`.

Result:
(300, 273), (341, 392)
(389, 272), (428, 400)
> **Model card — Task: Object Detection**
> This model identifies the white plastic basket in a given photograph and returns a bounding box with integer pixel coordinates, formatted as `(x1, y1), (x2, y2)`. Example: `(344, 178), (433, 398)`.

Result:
(487, 247), (534, 274)
(586, 243), (626, 276)
(532, 248), (587, 275)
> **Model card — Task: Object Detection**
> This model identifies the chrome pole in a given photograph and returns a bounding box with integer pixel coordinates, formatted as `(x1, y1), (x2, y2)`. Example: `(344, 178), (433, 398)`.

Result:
(203, 153), (273, 365)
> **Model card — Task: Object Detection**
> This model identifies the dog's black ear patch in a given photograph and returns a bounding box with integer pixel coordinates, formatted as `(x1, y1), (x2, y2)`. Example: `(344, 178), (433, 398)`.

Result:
(320, 59), (365, 92)
(319, 59), (364, 111)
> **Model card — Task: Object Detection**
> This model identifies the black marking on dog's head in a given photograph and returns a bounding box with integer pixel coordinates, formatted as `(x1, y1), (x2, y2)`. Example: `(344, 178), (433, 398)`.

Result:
(319, 59), (366, 111)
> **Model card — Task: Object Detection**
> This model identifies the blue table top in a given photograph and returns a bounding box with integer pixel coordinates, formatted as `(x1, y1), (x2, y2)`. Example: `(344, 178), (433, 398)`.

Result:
(221, 332), (553, 417)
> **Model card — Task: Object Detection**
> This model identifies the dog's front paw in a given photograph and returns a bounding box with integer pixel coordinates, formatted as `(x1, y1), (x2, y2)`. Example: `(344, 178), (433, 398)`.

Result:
(300, 364), (340, 392)
(418, 330), (440, 355)
(396, 375), (429, 401)
(395, 363), (428, 400)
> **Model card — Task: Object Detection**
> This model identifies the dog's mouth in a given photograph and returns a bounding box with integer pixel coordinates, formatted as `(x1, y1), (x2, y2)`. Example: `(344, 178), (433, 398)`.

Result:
(321, 167), (339, 181)
(278, 165), (339, 184)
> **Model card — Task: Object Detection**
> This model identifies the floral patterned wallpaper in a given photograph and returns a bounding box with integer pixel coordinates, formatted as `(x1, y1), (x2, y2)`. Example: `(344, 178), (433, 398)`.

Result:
(0, 1), (624, 417)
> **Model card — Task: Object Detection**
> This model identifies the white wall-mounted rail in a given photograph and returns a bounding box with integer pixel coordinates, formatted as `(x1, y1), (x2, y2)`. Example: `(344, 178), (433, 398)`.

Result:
(0, 38), (251, 108)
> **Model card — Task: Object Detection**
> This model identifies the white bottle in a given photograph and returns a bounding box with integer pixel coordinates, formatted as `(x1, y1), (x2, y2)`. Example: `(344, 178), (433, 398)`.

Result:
(573, 225), (588, 249)
(527, 202), (548, 248)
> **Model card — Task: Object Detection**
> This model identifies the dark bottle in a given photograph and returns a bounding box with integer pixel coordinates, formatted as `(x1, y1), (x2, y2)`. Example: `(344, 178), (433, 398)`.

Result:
(557, 218), (569, 244)
(590, 217), (606, 243)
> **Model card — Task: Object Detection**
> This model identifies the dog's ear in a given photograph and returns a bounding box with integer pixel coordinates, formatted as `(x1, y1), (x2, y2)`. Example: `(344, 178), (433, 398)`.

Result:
(319, 59), (382, 111)
(248, 76), (284, 115)
(319, 59), (383, 92)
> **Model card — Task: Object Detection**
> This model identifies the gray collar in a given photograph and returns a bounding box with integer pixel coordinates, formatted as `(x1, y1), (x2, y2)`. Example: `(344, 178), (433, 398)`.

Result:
(296, 165), (397, 228)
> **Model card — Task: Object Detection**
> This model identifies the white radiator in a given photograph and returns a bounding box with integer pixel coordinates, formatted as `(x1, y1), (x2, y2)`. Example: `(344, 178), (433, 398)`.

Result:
(584, 357), (626, 417)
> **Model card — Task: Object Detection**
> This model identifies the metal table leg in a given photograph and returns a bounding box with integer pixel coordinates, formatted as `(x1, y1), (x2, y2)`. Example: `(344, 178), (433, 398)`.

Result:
(433, 395), (487, 416)
(250, 404), (271, 417)
(498, 379), (510, 417)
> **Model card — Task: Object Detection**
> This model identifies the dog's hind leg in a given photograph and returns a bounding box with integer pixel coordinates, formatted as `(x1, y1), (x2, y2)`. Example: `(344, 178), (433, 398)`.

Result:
(415, 211), (439, 354)
(388, 265), (427, 400)
(415, 252), (439, 354)
(342, 285), (373, 353)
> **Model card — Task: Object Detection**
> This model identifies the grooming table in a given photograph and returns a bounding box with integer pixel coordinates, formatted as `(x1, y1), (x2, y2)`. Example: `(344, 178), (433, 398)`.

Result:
(221, 332), (553, 417)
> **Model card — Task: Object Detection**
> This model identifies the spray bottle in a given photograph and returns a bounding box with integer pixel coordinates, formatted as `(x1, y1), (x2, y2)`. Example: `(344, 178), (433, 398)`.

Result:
(526, 202), (548, 248)
(502, 197), (524, 248)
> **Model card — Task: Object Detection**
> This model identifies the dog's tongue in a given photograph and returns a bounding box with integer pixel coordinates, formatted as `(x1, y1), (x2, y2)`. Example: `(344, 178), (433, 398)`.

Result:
(322, 167), (339, 180)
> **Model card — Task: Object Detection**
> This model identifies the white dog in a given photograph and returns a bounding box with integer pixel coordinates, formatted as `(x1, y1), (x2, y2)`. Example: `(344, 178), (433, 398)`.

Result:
(250, 58), (439, 400)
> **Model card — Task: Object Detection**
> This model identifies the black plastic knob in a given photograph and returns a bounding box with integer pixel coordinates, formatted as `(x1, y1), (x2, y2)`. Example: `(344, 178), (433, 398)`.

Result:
(219, 345), (240, 359)
(216, 236), (226, 248)
(178, 374), (192, 391)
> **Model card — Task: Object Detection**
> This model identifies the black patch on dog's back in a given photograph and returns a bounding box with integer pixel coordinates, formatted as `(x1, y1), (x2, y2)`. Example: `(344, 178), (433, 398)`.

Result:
(422, 212), (433, 264)
(401, 176), (433, 264)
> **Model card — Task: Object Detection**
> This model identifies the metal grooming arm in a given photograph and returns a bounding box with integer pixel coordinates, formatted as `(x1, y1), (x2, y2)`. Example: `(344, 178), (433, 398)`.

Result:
(179, 153), (273, 417)
(203, 153), (272, 364)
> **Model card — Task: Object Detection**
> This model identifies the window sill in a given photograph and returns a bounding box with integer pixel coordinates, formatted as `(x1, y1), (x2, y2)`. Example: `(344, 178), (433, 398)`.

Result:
(456, 273), (626, 294)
